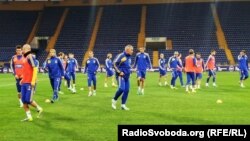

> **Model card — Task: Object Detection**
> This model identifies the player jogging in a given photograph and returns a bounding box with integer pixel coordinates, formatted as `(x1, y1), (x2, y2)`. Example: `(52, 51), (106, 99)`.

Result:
(20, 44), (43, 121)
(84, 51), (100, 96)
(205, 49), (217, 87)
(238, 50), (249, 88)
(10, 45), (24, 108)
(111, 45), (133, 110)
(104, 53), (117, 87)
(158, 53), (168, 86)
(133, 47), (153, 95)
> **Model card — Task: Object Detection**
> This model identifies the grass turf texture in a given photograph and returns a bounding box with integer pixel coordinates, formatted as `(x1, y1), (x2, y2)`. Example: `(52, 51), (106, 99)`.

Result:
(0, 72), (249, 141)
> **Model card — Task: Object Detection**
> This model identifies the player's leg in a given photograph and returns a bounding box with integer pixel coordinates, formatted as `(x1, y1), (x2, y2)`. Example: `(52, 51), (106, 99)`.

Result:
(170, 70), (177, 89)
(58, 77), (64, 94)
(164, 71), (168, 86)
(104, 73), (108, 87)
(140, 71), (146, 95)
(186, 72), (191, 93)
(112, 76), (125, 109)
(178, 71), (184, 87)
(241, 69), (248, 87)
(29, 86), (43, 117)
(87, 73), (93, 96)
(212, 70), (216, 87)
(195, 73), (199, 89)
(158, 73), (162, 86)
(21, 84), (33, 121)
(16, 78), (23, 107)
(121, 78), (130, 110)
(206, 70), (212, 87)
(137, 71), (141, 94)
(93, 74), (97, 95)
(111, 71), (116, 87)
(72, 72), (76, 93)
(67, 72), (72, 90)
(191, 72), (196, 92)
(52, 77), (60, 100)
(30, 100), (43, 118)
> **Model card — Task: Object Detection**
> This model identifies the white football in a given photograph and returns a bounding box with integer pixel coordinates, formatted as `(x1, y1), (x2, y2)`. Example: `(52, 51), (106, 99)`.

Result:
(216, 99), (223, 104)
(45, 99), (51, 103)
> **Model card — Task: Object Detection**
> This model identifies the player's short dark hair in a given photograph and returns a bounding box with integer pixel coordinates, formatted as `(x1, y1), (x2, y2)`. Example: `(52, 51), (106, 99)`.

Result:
(196, 52), (201, 55)
(16, 45), (22, 49)
(189, 49), (194, 54)
(241, 50), (246, 53)
(211, 49), (216, 53)
(58, 52), (64, 56)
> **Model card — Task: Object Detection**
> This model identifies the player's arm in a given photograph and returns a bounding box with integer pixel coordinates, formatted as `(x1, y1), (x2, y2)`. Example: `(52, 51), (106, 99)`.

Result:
(167, 57), (172, 69)
(132, 54), (138, 69)
(204, 56), (211, 69)
(246, 56), (249, 70)
(193, 57), (197, 67)
(105, 59), (111, 71)
(95, 58), (100, 73)
(238, 55), (242, 61)
(146, 53), (153, 69)
(75, 59), (79, 70)
(113, 53), (122, 74)
(28, 54), (38, 87)
(84, 60), (88, 74)
(58, 58), (65, 77)
(202, 59), (205, 71)
(10, 56), (15, 76)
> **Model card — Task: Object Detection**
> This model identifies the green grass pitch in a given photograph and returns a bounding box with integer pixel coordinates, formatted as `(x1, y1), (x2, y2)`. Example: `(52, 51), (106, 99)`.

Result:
(0, 72), (250, 141)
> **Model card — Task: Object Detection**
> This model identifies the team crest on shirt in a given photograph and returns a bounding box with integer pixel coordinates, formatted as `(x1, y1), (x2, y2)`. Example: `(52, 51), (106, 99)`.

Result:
(67, 61), (70, 63)
(93, 60), (95, 63)
(143, 55), (146, 58)
(121, 57), (127, 62)
(55, 60), (57, 63)
(48, 60), (51, 64)
(87, 60), (90, 64)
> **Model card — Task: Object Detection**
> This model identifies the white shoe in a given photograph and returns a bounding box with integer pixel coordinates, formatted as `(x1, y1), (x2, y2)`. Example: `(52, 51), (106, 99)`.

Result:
(137, 89), (141, 95)
(141, 89), (144, 95)
(241, 84), (245, 88)
(164, 82), (168, 86)
(68, 87), (72, 91)
(93, 91), (96, 96)
(88, 91), (93, 96)
(206, 83), (209, 87)
(111, 99), (117, 110)
(19, 103), (23, 108)
(121, 105), (130, 111)
(213, 83), (217, 87)
(72, 88), (76, 93)
(104, 83), (108, 88)
(21, 117), (33, 122)
(37, 108), (43, 118)
(170, 85), (177, 89)
(58, 91), (64, 94)
(158, 83), (162, 86)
